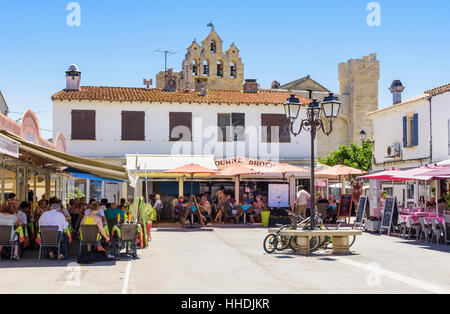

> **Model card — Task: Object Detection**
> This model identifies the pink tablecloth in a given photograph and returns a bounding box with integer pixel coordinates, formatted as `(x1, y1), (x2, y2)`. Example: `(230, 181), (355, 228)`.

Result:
(398, 214), (444, 225)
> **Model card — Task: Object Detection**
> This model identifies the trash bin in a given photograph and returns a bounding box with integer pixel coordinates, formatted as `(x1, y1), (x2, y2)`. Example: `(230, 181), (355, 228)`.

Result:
(261, 211), (270, 227)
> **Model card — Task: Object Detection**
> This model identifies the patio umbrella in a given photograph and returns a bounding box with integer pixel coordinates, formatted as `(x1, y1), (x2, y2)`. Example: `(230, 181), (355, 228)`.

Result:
(360, 168), (404, 181)
(217, 164), (261, 205)
(418, 165), (450, 180)
(315, 164), (366, 177)
(391, 165), (442, 181)
(316, 165), (366, 197)
(165, 163), (217, 226)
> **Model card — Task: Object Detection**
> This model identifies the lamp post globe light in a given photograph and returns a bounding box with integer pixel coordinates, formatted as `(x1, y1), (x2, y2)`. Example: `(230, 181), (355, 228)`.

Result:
(285, 92), (341, 228)
(360, 130), (367, 142)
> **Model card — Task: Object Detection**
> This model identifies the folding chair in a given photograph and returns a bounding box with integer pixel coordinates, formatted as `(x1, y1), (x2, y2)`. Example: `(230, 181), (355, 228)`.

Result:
(79, 225), (101, 256)
(38, 226), (62, 261)
(0, 225), (18, 261)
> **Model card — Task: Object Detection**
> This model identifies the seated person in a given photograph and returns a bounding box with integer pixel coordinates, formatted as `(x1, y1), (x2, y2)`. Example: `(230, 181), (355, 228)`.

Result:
(80, 201), (110, 252)
(174, 197), (189, 225)
(85, 199), (107, 225)
(240, 193), (252, 205)
(198, 194), (211, 224)
(437, 199), (447, 217)
(105, 203), (125, 222)
(317, 194), (329, 204)
(426, 197), (436, 210)
(223, 192), (234, 221)
(0, 200), (22, 260)
(16, 201), (29, 225)
(38, 197), (70, 260)
(250, 195), (264, 223)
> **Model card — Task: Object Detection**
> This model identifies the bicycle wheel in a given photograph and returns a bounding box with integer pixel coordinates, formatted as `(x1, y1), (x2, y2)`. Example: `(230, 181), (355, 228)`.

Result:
(275, 226), (291, 251)
(263, 234), (278, 254)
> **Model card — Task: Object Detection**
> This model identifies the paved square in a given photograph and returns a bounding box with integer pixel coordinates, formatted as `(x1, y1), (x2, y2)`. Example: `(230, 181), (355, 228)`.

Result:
(0, 227), (449, 294)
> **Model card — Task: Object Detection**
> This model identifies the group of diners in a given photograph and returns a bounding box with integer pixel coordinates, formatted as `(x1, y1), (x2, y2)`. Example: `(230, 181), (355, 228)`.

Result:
(174, 186), (266, 227)
(0, 194), (138, 261)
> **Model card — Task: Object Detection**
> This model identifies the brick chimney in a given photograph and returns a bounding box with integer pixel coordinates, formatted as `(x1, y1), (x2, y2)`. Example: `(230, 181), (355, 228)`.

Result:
(389, 80), (405, 105)
(243, 79), (258, 93)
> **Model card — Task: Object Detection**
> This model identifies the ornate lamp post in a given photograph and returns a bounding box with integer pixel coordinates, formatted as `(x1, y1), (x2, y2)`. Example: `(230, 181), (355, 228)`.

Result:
(284, 93), (341, 228)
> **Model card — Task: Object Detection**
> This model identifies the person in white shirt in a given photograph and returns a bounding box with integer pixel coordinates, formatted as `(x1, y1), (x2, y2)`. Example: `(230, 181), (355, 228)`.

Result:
(295, 186), (311, 218)
(38, 198), (69, 260)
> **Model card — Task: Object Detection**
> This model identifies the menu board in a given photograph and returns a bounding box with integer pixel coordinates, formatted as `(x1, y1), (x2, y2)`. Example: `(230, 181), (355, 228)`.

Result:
(355, 196), (368, 224)
(268, 184), (289, 207)
(338, 194), (353, 219)
(380, 196), (398, 235)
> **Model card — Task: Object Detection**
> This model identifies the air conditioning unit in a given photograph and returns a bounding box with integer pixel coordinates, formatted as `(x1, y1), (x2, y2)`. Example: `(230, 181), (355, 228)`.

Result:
(387, 143), (401, 158)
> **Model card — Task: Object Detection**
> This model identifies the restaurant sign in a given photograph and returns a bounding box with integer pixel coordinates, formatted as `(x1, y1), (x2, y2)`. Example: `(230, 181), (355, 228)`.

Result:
(0, 134), (19, 158)
(214, 157), (278, 170)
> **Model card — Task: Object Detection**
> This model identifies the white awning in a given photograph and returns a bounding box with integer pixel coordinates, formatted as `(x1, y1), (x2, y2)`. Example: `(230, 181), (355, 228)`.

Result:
(437, 159), (450, 166)
(126, 155), (218, 172)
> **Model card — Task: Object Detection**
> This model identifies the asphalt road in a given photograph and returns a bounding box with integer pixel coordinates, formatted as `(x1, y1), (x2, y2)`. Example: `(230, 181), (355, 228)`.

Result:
(1, 227), (449, 294)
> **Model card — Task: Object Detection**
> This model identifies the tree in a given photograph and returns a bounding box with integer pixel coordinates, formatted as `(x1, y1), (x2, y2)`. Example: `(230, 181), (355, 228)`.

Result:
(318, 140), (373, 172)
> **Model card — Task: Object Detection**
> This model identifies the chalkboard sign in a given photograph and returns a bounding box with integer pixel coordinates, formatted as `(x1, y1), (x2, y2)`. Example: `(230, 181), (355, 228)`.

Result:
(338, 194), (354, 219)
(355, 196), (368, 225)
(380, 196), (398, 235)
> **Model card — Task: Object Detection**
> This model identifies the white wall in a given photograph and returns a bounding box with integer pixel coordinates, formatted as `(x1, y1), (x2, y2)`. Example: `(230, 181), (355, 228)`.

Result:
(370, 97), (430, 168)
(53, 100), (313, 161)
(431, 91), (450, 163)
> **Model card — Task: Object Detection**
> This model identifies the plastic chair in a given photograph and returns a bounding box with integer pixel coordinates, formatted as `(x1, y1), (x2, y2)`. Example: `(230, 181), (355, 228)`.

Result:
(444, 215), (450, 245)
(79, 225), (101, 256)
(116, 224), (139, 258)
(406, 217), (421, 240)
(38, 226), (62, 261)
(418, 217), (431, 242)
(0, 225), (18, 260)
(430, 218), (444, 244)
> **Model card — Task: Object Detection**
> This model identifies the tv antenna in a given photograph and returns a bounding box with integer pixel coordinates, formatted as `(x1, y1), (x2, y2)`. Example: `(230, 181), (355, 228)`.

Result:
(154, 49), (177, 73)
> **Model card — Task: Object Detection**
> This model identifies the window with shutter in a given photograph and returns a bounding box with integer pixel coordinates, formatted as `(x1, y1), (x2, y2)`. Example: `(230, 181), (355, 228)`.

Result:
(217, 113), (245, 142)
(232, 113), (245, 141)
(261, 114), (290, 143)
(403, 116), (407, 148)
(71, 110), (95, 140)
(412, 113), (419, 146)
(169, 112), (192, 141)
(122, 111), (145, 141)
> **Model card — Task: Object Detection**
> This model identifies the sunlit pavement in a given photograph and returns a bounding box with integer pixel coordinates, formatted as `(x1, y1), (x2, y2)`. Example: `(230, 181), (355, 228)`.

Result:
(1, 227), (449, 294)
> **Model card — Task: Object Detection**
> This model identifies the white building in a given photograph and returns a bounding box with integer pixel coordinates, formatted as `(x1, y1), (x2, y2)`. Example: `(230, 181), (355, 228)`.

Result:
(367, 81), (450, 205)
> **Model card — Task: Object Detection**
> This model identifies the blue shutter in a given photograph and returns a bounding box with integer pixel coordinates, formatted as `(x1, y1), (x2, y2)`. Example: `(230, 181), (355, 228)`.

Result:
(413, 113), (419, 146)
(403, 116), (407, 147)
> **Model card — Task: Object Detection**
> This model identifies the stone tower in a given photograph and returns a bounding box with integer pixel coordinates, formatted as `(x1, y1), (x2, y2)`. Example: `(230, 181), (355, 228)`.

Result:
(317, 54), (379, 158)
(338, 53), (379, 144)
(156, 28), (244, 91)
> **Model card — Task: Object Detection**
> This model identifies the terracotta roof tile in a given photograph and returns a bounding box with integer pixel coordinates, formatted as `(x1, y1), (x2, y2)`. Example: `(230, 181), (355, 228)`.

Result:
(52, 86), (311, 105)
(425, 83), (450, 96)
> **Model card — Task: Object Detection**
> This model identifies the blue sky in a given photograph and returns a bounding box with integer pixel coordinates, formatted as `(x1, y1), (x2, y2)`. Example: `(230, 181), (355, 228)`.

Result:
(0, 0), (449, 138)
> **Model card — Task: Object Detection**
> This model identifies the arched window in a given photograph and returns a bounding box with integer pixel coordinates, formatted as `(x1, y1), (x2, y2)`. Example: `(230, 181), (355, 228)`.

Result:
(210, 40), (216, 53)
(230, 62), (237, 78)
(217, 61), (223, 77)
(192, 60), (198, 76)
(203, 60), (209, 76)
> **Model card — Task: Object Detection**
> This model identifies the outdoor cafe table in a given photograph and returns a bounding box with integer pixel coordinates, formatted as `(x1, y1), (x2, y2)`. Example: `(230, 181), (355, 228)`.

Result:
(398, 211), (443, 226)
(239, 205), (252, 224)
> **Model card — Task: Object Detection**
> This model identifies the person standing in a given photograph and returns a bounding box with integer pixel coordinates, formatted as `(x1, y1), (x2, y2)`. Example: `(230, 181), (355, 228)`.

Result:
(295, 186), (310, 218)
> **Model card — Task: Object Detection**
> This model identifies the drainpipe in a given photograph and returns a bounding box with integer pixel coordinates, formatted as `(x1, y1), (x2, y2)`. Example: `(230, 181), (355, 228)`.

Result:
(428, 96), (433, 163)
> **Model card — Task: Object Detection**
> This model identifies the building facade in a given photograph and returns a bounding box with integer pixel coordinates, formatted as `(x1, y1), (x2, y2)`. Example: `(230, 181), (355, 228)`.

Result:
(367, 82), (450, 205)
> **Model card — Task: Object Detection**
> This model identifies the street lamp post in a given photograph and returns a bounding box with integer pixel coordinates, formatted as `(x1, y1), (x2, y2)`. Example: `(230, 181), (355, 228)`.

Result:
(284, 93), (341, 228)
